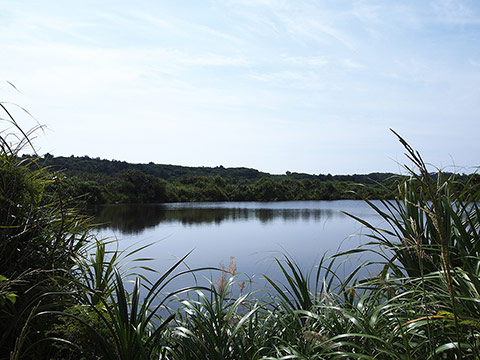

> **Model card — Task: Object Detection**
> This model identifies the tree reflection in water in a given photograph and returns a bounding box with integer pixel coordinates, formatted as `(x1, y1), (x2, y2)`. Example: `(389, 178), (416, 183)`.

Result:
(91, 203), (338, 234)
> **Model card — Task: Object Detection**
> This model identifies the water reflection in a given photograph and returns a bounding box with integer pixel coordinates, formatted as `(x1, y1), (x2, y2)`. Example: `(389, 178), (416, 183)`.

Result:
(92, 203), (342, 234)
(91, 201), (380, 291)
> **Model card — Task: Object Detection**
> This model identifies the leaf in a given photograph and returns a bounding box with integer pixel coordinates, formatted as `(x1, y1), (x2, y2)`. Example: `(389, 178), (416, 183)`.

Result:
(6, 293), (17, 304)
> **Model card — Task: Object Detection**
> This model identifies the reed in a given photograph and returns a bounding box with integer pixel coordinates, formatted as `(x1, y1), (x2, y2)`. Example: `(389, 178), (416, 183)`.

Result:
(0, 103), (94, 358)
(3, 101), (479, 359)
(257, 132), (480, 359)
(170, 276), (270, 360)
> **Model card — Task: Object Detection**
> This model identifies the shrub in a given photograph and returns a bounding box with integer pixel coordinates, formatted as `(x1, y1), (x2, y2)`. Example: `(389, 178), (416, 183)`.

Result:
(0, 104), (92, 358)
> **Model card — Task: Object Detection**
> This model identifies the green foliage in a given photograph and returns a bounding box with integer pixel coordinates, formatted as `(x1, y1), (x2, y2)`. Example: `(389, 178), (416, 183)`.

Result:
(171, 278), (270, 360)
(46, 304), (114, 360)
(0, 107), (93, 358)
(248, 133), (480, 359)
(41, 154), (400, 204)
(4, 96), (480, 359)
(0, 276), (17, 306)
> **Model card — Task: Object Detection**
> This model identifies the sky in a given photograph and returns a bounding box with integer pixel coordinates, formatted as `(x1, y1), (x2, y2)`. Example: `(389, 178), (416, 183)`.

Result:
(1, 0), (479, 175)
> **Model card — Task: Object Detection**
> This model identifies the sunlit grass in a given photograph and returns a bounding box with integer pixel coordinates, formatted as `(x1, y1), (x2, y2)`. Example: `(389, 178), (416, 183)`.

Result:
(2, 100), (479, 359)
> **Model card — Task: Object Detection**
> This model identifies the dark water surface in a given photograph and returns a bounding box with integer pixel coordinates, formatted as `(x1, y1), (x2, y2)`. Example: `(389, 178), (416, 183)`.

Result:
(92, 201), (384, 292)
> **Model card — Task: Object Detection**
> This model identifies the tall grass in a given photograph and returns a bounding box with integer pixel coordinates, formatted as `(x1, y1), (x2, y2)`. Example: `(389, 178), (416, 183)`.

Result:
(0, 102), (95, 358)
(2, 99), (479, 360)
(260, 131), (480, 359)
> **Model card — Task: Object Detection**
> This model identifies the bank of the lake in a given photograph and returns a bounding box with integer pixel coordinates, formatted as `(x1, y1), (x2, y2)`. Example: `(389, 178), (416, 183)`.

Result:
(40, 154), (400, 204)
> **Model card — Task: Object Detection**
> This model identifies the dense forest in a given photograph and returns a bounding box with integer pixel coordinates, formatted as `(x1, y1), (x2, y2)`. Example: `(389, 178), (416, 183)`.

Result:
(38, 154), (400, 204)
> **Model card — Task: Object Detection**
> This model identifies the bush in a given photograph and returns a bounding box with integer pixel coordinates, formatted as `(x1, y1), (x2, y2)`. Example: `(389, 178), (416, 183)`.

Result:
(0, 105), (92, 358)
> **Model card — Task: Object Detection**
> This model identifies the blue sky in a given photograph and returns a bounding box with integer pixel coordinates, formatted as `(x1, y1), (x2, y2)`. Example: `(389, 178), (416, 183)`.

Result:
(1, 0), (479, 174)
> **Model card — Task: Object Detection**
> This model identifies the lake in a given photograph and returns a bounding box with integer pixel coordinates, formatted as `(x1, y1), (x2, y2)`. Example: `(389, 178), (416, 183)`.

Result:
(92, 200), (386, 293)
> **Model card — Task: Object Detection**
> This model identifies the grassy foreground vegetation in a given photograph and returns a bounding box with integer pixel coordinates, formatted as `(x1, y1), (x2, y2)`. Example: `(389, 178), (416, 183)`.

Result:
(2, 104), (480, 358)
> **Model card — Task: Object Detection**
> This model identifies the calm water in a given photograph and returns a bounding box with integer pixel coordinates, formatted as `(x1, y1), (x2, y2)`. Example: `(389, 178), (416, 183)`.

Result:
(92, 200), (385, 291)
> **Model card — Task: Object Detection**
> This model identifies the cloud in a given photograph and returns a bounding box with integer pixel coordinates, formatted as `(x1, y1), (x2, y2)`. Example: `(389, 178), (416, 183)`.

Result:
(431, 0), (480, 25)
(340, 59), (365, 70)
(134, 12), (245, 45)
(175, 51), (251, 67)
(214, 0), (357, 49)
(249, 71), (307, 82)
(281, 55), (329, 66)
(470, 59), (480, 67)
(274, 9), (356, 49)
(2, 0), (479, 173)
(215, 0), (281, 6)
(350, 4), (383, 23)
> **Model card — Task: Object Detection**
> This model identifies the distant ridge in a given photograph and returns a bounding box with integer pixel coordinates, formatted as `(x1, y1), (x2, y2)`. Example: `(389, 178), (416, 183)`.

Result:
(35, 153), (402, 204)
(40, 153), (397, 184)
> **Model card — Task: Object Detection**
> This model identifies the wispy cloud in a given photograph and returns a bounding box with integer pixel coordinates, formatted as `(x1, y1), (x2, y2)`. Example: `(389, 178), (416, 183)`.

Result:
(350, 4), (383, 24)
(249, 71), (308, 82)
(340, 59), (365, 70)
(215, 0), (357, 49)
(144, 48), (251, 68)
(281, 55), (329, 67)
(277, 12), (356, 49)
(431, 0), (480, 25)
(470, 59), (480, 67)
(1, 0), (479, 173)
(134, 12), (245, 45)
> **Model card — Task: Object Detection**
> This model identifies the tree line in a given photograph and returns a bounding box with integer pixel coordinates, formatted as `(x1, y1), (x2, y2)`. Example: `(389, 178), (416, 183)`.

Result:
(39, 154), (480, 205)
(37, 154), (402, 204)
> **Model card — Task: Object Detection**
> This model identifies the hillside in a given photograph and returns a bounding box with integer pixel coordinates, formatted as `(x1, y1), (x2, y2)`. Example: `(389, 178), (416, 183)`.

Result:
(38, 154), (400, 204)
